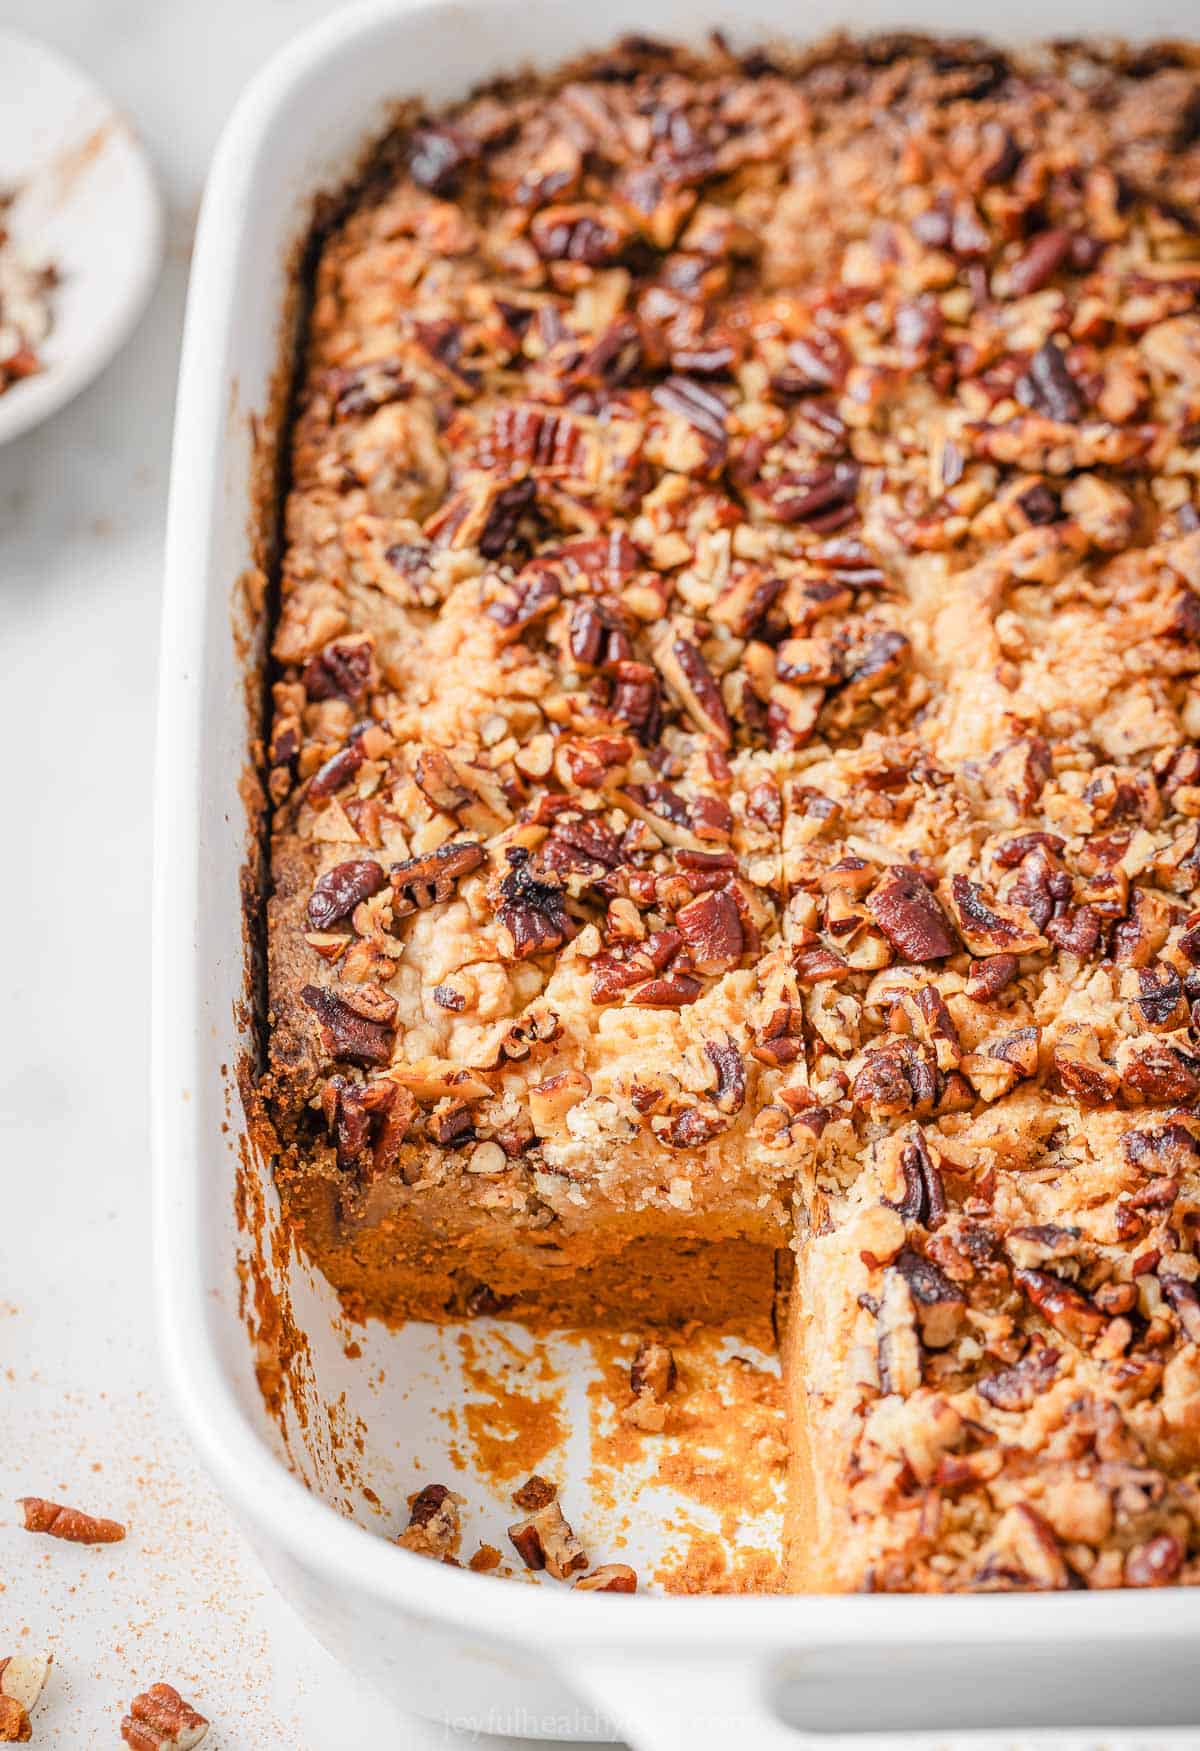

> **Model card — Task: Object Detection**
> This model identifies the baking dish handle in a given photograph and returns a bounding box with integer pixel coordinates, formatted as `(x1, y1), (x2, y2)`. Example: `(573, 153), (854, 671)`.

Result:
(561, 1648), (1200, 1751)
(560, 1648), (805, 1751)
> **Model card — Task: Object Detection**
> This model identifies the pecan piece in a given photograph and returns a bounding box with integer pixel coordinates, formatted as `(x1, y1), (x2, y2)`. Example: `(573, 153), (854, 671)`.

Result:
(409, 122), (478, 195)
(18, 1497), (125, 1543)
(479, 476), (536, 559)
(675, 887), (743, 975)
(414, 749), (475, 814)
(1162, 1275), (1200, 1344)
(307, 859), (387, 930)
(508, 1499), (588, 1580)
(634, 970), (703, 1007)
(1014, 1267), (1106, 1345)
(1016, 338), (1085, 423)
(302, 637), (373, 703)
(882, 1129), (947, 1230)
(530, 204), (630, 265)
(496, 848), (573, 960)
(1121, 1042), (1200, 1104)
(0, 1698), (29, 1743)
(949, 875), (1045, 956)
(704, 1038), (746, 1114)
(301, 984), (397, 1067)
(1124, 1122), (1200, 1175)
(894, 1246), (965, 1347)
(625, 1338), (677, 1431)
(0, 1659), (50, 1743)
(977, 1343), (1061, 1411)
(397, 1483), (463, 1562)
(1052, 1032), (1120, 1105)
(867, 866), (959, 962)
(1006, 228), (1074, 299)
(978, 1505), (1069, 1591)
(120, 1686), (209, 1750)
(1125, 1534), (1185, 1588)
(574, 1564), (638, 1592)
(390, 841), (486, 916)
(512, 1475), (557, 1511)
(307, 741), (364, 801)
(656, 634), (732, 747)
(487, 559), (563, 643)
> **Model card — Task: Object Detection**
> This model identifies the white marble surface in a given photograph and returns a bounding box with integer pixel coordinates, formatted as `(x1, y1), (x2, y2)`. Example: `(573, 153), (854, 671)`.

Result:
(0, 2), (544, 1743)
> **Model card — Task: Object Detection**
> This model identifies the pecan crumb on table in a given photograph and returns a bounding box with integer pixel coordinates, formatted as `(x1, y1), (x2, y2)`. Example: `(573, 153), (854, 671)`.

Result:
(262, 32), (1200, 1592)
(18, 1497), (126, 1544)
(0, 197), (55, 395)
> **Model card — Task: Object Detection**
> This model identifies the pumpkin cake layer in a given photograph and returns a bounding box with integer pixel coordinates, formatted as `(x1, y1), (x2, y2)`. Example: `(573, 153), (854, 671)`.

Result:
(263, 32), (1200, 1586)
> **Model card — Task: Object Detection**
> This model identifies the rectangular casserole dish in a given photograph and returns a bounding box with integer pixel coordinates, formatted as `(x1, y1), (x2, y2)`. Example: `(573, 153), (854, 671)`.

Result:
(154, 1), (1200, 1743)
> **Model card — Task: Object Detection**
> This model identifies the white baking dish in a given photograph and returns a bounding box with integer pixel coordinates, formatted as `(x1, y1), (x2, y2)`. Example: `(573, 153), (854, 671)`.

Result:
(154, 3), (1200, 1745)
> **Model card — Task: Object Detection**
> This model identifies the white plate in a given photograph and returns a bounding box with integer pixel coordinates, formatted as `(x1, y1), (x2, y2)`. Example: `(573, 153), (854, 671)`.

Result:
(0, 30), (162, 446)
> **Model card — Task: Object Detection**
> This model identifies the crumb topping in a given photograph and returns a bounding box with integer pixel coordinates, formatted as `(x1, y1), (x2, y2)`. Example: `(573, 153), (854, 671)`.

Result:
(265, 31), (1200, 1591)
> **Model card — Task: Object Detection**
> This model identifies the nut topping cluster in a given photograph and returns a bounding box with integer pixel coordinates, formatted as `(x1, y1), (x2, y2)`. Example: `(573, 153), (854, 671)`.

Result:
(265, 31), (1200, 1589)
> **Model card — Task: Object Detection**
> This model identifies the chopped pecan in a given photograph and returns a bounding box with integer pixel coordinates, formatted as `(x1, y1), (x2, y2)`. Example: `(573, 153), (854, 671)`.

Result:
(977, 1343), (1061, 1411)
(120, 1684), (209, 1750)
(307, 741), (364, 801)
(18, 1497), (125, 1543)
(482, 403), (586, 472)
(496, 847), (573, 960)
(761, 461), (860, 530)
(660, 1106), (727, 1148)
(1014, 1267), (1106, 1345)
(1016, 338), (1085, 422)
(882, 1129), (947, 1230)
(792, 933), (850, 985)
(1052, 1032), (1120, 1105)
(391, 841), (486, 916)
(1006, 228), (1074, 298)
(409, 122), (478, 195)
(530, 204), (631, 265)
(574, 1564), (638, 1592)
(1123, 1121), (1200, 1174)
(966, 953), (1019, 1000)
(414, 749), (476, 814)
(867, 866), (959, 962)
(0, 1697), (29, 1743)
(508, 1498), (588, 1579)
(852, 1039), (940, 1118)
(1121, 1041), (1200, 1104)
(487, 560), (563, 641)
(894, 1246), (966, 1348)
(323, 1075), (412, 1177)
(479, 476), (537, 559)
(656, 634), (732, 746)
(675, 887), (743, 974)
(1125, 1534), (1185, 1588)
(635, 969), (703, 1007)
(0, 1658), (50, 1734)
(704, 1038), (746, 1114)
(978, 1505), (1069, 1591)
(307, 859), (387, 930)
(398, 1483), (463, 1563)
(949, 875), (1045, 956)
(512, 1475), (557, 1511)
(302, 637), (373, 702)
(652, 374), (729, 465)
(1162, 1275), (1200, 1343)
(301, 984), (397, 1067)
